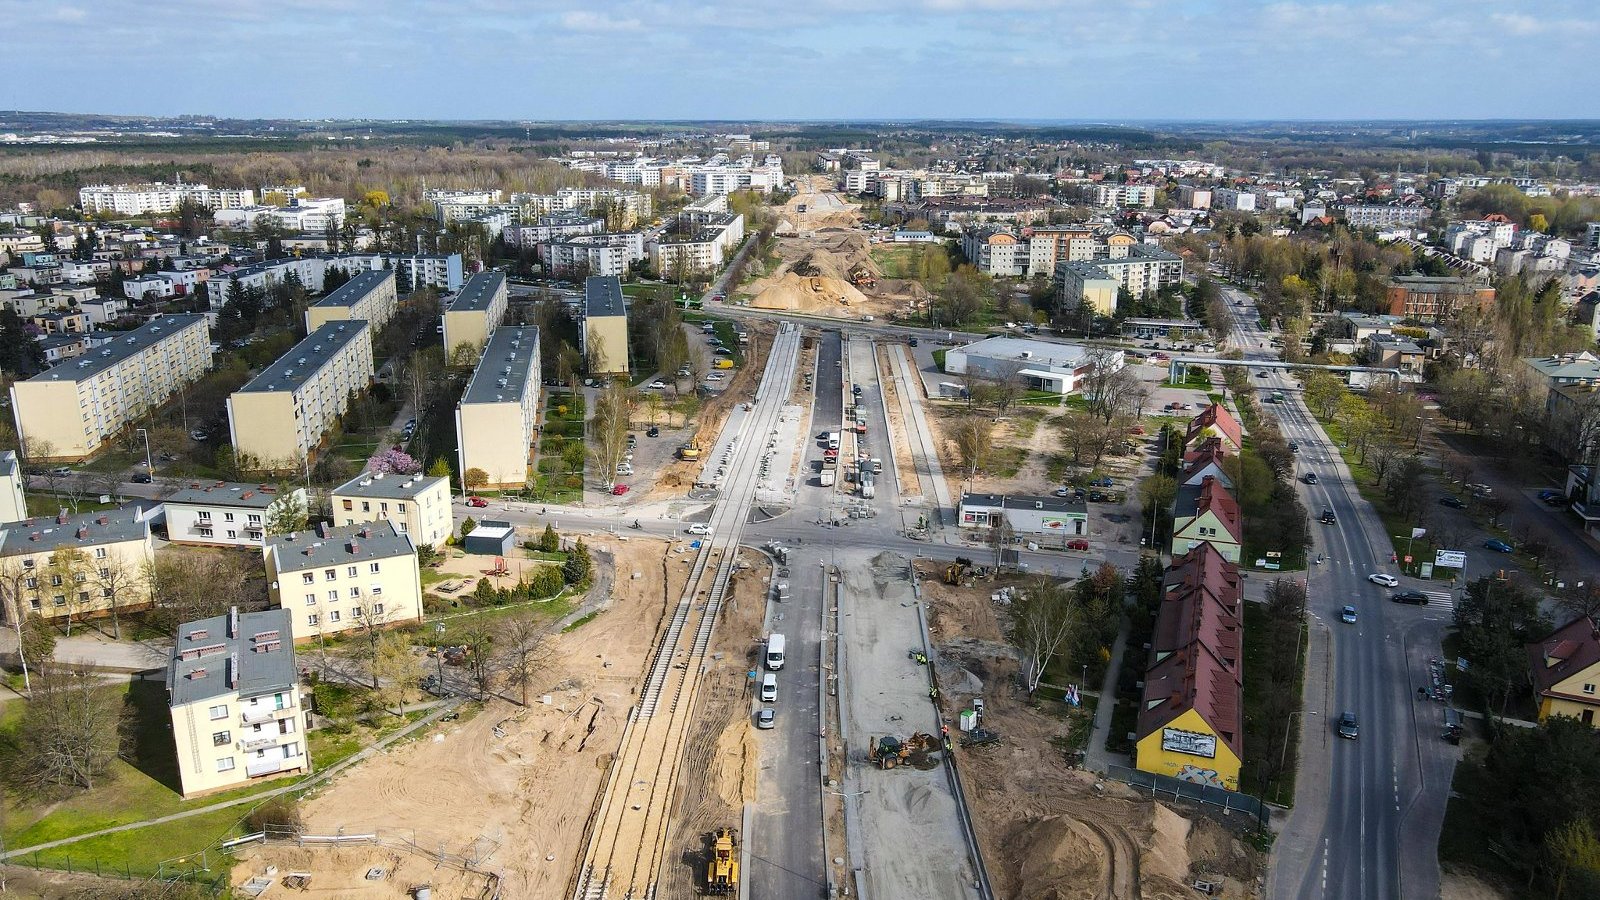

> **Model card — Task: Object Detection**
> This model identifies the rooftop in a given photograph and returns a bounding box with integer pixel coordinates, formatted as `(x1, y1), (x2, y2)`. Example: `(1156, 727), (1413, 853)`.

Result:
(312, 270), (392, 310)
(953, 336), (1099, 371)
(1527, 616), (1600, 701)
(267, 519), (415, 572)
(461, 326), (540, 406)
(450, 271), (506, 313)
(235, 320), (368, 394)
(167, 607), (297, 707)
(584, 276), (626, 319)
(333, 471), (449, 501)
(960, 492), (1088, 515)
(26, 315), (207, 384)
(0, 506), (151, 557)
(165, 482), (292, 510)
(1525, 352), (1600, 381)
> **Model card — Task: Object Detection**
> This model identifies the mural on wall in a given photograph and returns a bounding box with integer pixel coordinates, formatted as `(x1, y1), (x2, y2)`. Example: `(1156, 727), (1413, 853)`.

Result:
(1175, 764), (1227, 788)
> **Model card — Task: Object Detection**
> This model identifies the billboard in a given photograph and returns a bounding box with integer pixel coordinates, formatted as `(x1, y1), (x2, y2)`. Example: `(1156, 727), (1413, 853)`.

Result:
(1161, 728), (1217, 759)
(1435, 549), (1466, 569)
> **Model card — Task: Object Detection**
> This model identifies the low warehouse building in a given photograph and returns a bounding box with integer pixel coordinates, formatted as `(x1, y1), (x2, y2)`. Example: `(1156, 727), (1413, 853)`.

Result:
(463, 519), (516, 556)
(957, 493), (1088, 538)
(942, 336), (1123, 395)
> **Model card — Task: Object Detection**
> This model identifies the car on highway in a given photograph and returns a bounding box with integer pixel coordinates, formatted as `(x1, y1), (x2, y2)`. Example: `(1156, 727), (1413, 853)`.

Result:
(756, 708), (775, 729)
(1391, 590), (1430, 605)
(1337, 712), (1360, 740)
(612, 484), (630, 496)
(1368, 573), (1399, 587)
(1288, 441), (1300, 453)
(1484, 538), (1514, 553)
(1255, 371), (1268, 378)
(1302, 472), (1318, 484)
(1320, 507), (1337, 524)
(1340, 605), (1358, 624)
(687, 523), (713, 536)
(466, 496), (488, 508)
(1439, 496), (1466, 509)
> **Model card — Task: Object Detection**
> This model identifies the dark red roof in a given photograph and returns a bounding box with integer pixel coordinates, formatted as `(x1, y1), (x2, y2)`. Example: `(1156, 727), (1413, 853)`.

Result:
(1193, 477), (1242, 541)
(1185, 402), (1242, 449)
(1136, 639), (1243, 760)
(1154, 545), (1243, 665)
(1527, 616), (1600, 701)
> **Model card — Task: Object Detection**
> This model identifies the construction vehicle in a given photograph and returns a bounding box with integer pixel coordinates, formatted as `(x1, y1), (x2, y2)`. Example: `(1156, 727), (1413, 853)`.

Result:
(705, 828), (739, 894)
(868, 733), (937, 769)
(943, 556), (974, 586)
(848, 264), (877, 288)
(677, 442), (702, 461)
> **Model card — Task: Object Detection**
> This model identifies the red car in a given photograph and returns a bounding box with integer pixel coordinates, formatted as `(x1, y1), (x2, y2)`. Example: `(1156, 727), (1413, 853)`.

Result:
(1066, 539), (1090, 551)
(612, 484), (630, 496)
(466, 496), (488, 508)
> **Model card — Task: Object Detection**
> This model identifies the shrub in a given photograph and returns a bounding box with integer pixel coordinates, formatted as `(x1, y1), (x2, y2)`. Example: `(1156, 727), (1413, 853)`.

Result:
(245, 797), (304, 834)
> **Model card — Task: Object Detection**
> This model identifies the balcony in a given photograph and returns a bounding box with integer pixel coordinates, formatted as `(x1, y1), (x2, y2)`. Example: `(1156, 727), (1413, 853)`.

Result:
(240, 735), (280, 752)
(240, 707), (276, 725)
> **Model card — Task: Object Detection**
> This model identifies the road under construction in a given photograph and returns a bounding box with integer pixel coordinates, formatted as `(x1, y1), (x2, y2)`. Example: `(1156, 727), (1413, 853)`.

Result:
(571, 322), (804, 900)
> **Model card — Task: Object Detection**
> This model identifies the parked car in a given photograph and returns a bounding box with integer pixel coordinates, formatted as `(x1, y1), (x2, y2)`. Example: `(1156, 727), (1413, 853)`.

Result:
(1340, 605), (1358, 624)
(466, 496), (488, 508)
(756, 708), (775, 729)
(646, 426), (661, 437)
(1368, 573), (1399, 587)
(1065, 539), (1090, 551)
(649, 380), (667, 390)
(1391, 590), (1430, 605)
(687, 523), (713, 536)
(1337, 712), (1360, 740)
(1054, 486), (1073, 498)
(612, 484), (630, 496)
(1090, 476), (1115, 487)
(131, 473), (153, 484)
(50, 466), (71, 477)
(1484, 538), (1514, 553)
(1438, 496), (1466, 509)
(908, 338), (919, 347)
(189, 430), (209, 442)
(1540, 489), (1567, 506)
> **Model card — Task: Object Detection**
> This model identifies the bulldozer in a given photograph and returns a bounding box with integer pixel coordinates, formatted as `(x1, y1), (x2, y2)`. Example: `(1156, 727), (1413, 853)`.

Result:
(705, 827), (739, 894)
(943, 556), (974, 586)
(849, 264), (877, 288)
(868, 733), (937, 770)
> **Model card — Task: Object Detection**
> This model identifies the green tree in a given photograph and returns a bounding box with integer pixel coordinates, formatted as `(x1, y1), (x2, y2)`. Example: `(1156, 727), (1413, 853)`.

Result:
(460, 515), (477, 539)
(539, 523), (560, 553)
(1455, 575), (1549, 716)
(562, 539), (593, 585)
(265, 489), (309, 535)
(428, 457), (452, 478)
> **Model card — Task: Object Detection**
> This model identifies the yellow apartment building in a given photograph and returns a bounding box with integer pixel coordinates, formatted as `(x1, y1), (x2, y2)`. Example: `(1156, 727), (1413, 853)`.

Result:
(263, 520), (423, 644)
(582, 276), (630, 374)
(441, 271), (507, 361)
(10, 314), (211, 461)
(0, 451), (26, 524)
(167, 607), (309, 798)
(332, 470), (454, 548)
(304, 270), (397, 332)
(0, 506), (155, 623)
(455, 326), (541, 489)
(226, 320), (374, 471)
(1528, 616), (1600, 727)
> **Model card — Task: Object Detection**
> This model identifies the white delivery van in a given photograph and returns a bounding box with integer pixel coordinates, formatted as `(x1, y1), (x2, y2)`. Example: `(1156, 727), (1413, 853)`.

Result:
(765, 633), (787, 670)
(761, 673), (778, 702)
(827, 432), (840, 450)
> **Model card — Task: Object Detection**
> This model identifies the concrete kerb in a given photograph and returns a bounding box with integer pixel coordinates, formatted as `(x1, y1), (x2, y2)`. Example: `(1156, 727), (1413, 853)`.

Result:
(816, 564), (833, 898)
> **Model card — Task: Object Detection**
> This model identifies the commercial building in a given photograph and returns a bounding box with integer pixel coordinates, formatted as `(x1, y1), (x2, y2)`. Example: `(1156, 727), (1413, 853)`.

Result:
(166, 607), (308, 798)
(441, 271), (508, 359)
(11, 314), (211, 461)
(1385, 276), (1496, 323)
(942, 336), (1124, 395)
(263, 520), (423, 644)
(1135, 544), (1243, 790)
(1170, 476), (1242, 563)
(1527, 616), (1600, 727)
(456, 326), (541, 489)
(957, 493), (1088, 539)
(332, 471), (454, 549)
(226, 320), (374, 470)
(162, 482), (306, 548)
(0, 506), (155, 623)
(1120, 318), (1209, 342)
(79, 183), (255, 215)
(305, 270), (397, 333)
(0, 451), (25, 524)
(582, 276), (630, 374)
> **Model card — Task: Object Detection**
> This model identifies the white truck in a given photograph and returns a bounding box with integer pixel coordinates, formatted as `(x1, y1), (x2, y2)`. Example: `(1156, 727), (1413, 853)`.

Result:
(765, 633), (787, 670)
(860, 471), (876, 499)
(819, 468), (836, 487)
(826, 432), (841, 450)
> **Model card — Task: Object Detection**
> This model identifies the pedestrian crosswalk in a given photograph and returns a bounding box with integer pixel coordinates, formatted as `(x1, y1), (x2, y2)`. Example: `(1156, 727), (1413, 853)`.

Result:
(1421, 590), (1455, 612)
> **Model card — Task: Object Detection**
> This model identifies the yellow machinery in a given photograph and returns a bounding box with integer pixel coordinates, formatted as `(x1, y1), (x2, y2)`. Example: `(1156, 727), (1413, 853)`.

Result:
(677, 442), (702, 461)
(705, 827), (739, 894)
(943, 556), (974, 586)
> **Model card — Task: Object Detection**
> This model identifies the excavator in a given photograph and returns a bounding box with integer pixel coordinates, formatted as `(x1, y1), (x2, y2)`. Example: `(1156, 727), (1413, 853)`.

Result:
(943, 557), (974, 586)
(705, 827), (739, 894)
(677, 441), (702, 461)
(867, 733), (937, 769)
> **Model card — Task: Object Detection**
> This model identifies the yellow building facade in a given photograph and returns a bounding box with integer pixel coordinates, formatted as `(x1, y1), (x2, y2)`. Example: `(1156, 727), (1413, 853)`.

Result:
(226, 320), (373, 470)
(263, 520), (423, 644)
(1134, 707), (1243, 791)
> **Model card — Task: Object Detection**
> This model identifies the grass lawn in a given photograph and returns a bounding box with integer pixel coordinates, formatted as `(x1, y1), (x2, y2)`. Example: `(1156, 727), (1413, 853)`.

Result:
(77, 450), (138, 475)
(17, 803), (248, 878)
(932, 349), (947, 372)
(26, 494), (121, 516)
(1239, 602), (1304, 806)
(985, 446), (1028, 479)
(423, 594), (576, 646)
(869, 245), (922, 279)
(1176, 366), (1213, 389)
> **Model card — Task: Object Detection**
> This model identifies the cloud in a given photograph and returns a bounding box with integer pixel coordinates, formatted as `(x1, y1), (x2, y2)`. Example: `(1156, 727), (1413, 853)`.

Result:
(557, 9), (644, 31)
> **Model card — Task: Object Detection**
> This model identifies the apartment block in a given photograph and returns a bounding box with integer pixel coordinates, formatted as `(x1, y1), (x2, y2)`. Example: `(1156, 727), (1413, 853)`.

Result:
(0, 451), (25, 524)
(332, 471), (453, 548)
(11, 314), (211, 461)
(206, 257), (327, 308)
(226, 320), (374, 470)
(1055, 261), (1121, 316)
(1211, 188), (1257, 212)
(456, 326), (541, 488)
(648, 217), (745, 277)
(961, 228), (1026, 277)
(163, 482), (307, 548)
(1094, 184), (1157, 208)
(167, 607), (308, 798)
(0, 506), (155, 622)
(582, 277), (630, 374)
(543, 232), (645, 278)
(264, 520), (423, 644)
(79, 183), (255, 215)
(503, 213), (603, 248)
(1385, 275), (1495, 323)
(1338, 203), (1430, 228)
(441, 271), (508, 358)
(305, 270), (397, 332)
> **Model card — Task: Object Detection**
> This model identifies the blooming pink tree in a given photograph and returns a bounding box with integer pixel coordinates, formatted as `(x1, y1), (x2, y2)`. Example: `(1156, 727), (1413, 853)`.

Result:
(366, 448), (422, 475)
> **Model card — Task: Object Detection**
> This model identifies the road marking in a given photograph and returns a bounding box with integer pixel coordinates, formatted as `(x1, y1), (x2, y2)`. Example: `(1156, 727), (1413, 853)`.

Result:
(1421, 590), (1455, 611)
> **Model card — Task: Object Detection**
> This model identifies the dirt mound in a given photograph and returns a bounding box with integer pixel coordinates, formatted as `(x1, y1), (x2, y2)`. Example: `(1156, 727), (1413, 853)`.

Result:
(749, 272), (870, 313)
(1006, 815), (1104, 900)
(1143, 803), (1193, 885)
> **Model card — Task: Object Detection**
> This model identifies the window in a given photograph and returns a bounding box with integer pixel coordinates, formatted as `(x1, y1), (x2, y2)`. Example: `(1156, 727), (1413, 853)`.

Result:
(49, 574), (62, 587)
(342, 499), (353, 511)
(327, 589), (338, 603)
(329, 610), (341, 623)
(380, 502), (389, 514)
(351, 606), (363, 618)
(227, 530), (237, 539)
(98, 567), (109, 578)
(216, 756), (235, 773)
(372, 602), (384, 615)
(52, 594), (65, 607)
(248, 514), (261, 524)
(93, 547), (107, 559)
(347, 566), (357, 577)
(398, 503), (407, 513)
(279, 718), (296, 734)
(348, 586), (360, 599)
(28, 598), (39, 611)
(1585, 684), (1596, 695)
(307, 614), (319, 627)
(323, 569), (336, 581)
(74, 572), (86, 583)
(21, 558), (32, 569)
(78, 591), (90, 604)
(224, 512), (235, 523)
(208, 704), (228, 720)
(369, 562), (380, 574)
(301, 572), (314, 585)
(305, 593), (316, 606)
(370, 585), (383, 596)
(361, 501), (370, 512)
(102, 587), (112, 598)
(212, 730), (230, 746)
(24, 577), (36, 589)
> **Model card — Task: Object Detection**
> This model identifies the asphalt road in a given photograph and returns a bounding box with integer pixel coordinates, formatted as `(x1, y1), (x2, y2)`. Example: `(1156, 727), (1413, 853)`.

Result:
(1222, 288), (1455, 900)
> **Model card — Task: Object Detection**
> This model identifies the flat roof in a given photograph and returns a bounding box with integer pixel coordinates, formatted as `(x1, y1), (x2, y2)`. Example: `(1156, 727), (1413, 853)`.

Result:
(467, 519), (515, 539)
(333, 471), (449, 501)
(167, 608), (297, 707)
(165, 482), (292, 509)
(461, 326), (540, 406)
(450, 271), (505, 312)
(27, 314), (206, 384)
(267, 519), (414, 572)
(584, 276), (626, 318)
(953, 336), (1098, 370)
(960, 492), (1088, 515)
(312, 270), (392, 309)
(236, 320), (368, 394)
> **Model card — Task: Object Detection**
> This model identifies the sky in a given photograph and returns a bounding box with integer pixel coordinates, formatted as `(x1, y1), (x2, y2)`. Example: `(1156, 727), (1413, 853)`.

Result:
(6, 0), (1599, 121)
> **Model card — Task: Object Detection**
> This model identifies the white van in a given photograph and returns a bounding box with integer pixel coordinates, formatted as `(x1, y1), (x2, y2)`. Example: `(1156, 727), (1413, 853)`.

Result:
(765, 633), (786, 670)
(760, 673), (778, 702)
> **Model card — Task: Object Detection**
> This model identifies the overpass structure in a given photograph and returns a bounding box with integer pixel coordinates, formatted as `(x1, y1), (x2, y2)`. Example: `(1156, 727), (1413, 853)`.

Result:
(1166, 356), (1403, 385)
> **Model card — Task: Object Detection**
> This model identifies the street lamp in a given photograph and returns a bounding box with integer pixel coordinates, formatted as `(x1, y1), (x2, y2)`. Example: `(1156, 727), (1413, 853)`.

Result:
(135, 427), (153, 479)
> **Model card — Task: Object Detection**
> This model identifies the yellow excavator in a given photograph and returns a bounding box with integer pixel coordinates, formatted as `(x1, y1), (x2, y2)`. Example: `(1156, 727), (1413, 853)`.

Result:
(677, 441), (702, 461)
(705, 827), (739, 894)
(943, 557), (974, 586)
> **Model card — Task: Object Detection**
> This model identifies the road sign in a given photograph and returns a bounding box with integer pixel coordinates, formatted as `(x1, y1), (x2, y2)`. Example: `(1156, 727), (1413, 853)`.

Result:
(1404, 555), (1413, 564)
(1435, 549), (1466, 568)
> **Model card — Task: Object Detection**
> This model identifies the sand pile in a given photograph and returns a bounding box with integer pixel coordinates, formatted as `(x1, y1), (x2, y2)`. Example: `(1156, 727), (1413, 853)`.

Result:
(750, 272), (870, 312)
(1006, 816), (1105, 900)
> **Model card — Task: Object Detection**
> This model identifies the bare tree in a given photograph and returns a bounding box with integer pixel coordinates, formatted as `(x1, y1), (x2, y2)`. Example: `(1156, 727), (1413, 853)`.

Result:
(589, 381), (635, 487)
(145, 552), (258, 634)
(13, 661), (119, 791)
(1079, 352), (1140, 424)
(45, 547), (93, 637)
(460, 623), (500, 699)
(1010, 575), (1079, 693)
(90, 554), (145, 641)
(499, 614), (555, 706)
(369, 630), (422, 716)
(950, 416), (993, 481)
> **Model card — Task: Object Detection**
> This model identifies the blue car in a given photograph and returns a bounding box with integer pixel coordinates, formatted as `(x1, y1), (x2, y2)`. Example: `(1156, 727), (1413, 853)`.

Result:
(1484, 539), (1514, 553)
(1340, 605), (1358, 624)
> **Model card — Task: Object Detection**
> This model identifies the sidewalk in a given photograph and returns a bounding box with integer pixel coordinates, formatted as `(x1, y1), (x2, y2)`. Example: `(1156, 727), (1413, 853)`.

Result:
(0, 628), (169, 672)
(1083, 621), (1131, 773)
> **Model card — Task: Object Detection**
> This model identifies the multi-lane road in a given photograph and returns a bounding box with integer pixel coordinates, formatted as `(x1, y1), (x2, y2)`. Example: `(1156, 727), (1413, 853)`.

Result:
(1219, 287), (1456, 900)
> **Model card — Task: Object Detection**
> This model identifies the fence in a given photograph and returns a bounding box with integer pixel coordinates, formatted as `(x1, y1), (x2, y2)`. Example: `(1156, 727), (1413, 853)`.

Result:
(1105, 765), (1270, 828)
(247, 824), (503, 899)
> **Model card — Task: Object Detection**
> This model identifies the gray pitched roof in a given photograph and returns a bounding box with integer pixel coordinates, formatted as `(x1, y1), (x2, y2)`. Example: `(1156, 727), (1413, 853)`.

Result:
(267, 519), (415, 572)
(0, 506), (151, 556)
(167, 607), (297, 707)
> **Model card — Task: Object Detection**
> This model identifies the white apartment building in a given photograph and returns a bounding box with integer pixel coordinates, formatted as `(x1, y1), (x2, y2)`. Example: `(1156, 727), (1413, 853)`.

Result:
(226, 320), (374, 470)
(305, 270), (397, 332)
(79, 183), (255, 215)
(0, 231), (45, 264)
(424, 189), (503, 220)
(1211, 188), (1257, 212)
(1338, 204), (1430, 228)
(264, 520), (423, 644)
(0, 451), (26, 524)
(1094, 184), (1157, 208)
(167, 607), (308, 798)
(503, 214), (603, 248)
(962, 228), (1027, 277)
(328, 253), (463, 292)
(78, 297), (127, 325)
(456, 326), (541, 488)
(513, 189), (652, 230)
(543, 232), (646, 278)
(331, 471), (453, 548)
(60, 259), (113, 284)
(648, 213), (745, 278)
(162, 482), (307, 548)
(206, 257), (328, 308)
(11, 315), (211, 461)
(213, 198), (346, 233)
